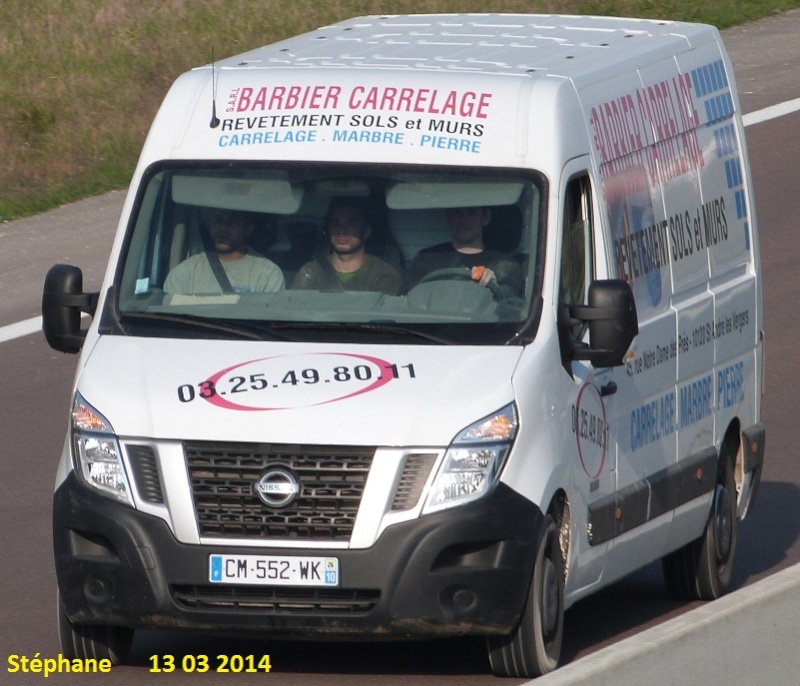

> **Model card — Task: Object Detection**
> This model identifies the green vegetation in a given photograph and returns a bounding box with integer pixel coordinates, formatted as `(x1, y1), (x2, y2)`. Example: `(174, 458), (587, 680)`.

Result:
(2, 0), (798, 220)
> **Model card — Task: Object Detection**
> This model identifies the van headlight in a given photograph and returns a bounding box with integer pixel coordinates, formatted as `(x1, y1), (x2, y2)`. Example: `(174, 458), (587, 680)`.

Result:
(71, 393), (133, 506)
(423, 403), (518, 514)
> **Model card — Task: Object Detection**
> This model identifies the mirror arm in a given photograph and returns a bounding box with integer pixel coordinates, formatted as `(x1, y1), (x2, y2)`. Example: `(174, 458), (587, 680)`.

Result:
(43, 291), (99, 314)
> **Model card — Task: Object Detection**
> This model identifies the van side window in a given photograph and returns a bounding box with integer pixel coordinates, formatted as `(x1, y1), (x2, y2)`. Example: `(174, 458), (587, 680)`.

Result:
(559, 174), (594, 312)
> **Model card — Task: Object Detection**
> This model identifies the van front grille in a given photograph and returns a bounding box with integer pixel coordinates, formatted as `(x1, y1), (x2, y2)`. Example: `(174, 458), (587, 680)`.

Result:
(185, 442), (373, 541)
(172, 584), (380, 614)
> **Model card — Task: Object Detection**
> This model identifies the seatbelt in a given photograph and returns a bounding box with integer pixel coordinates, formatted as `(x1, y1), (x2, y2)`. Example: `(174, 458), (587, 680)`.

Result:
(206, 250), (234, 293)
(199, 221), (234, 293)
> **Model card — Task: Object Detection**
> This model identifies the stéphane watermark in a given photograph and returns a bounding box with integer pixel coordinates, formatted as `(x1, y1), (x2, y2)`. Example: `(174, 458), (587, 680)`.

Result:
(8, 653), (111, 677)
(7, 652), (274, 677)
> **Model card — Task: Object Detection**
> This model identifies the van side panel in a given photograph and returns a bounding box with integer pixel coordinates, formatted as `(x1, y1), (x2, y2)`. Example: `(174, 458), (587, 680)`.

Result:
(581, 60), (687, 578)
(580, 32), (760, 581)
(671, 41), (761, 543)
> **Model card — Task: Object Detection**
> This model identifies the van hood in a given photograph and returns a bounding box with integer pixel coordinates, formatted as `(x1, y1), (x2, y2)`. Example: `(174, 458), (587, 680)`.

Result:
(77, 337), (522, 447)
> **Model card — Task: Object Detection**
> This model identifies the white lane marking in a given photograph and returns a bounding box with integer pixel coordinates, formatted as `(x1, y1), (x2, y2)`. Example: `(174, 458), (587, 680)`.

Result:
(0, 316), (42, 344)
(742, 96), (800, 127)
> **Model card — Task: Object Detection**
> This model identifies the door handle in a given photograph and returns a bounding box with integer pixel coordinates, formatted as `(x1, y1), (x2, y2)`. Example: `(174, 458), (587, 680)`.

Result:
(600, 381), (617, 397)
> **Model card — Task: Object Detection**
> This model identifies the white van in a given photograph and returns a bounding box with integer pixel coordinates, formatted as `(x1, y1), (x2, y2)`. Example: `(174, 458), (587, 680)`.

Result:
(43, 14), (764, 677)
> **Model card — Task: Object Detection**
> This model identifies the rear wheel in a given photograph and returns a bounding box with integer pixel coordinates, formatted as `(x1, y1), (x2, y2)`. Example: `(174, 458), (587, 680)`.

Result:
(663, 455), (738, 600)
(58, 594), (134, 664)
(487, 515), (564, 678)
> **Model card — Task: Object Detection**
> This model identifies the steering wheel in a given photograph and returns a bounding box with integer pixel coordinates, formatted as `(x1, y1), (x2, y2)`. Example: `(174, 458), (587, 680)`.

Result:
(416, 267), (505, 300)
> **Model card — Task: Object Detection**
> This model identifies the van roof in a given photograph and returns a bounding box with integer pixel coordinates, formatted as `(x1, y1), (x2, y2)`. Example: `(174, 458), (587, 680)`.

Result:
(213, 14), (717, 83)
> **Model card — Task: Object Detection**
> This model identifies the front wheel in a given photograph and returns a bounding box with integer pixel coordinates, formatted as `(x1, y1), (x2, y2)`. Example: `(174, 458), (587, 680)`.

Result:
(662, 455), (738, 600)
(58, 593), (134, 664)
(487, 515), (564, 678)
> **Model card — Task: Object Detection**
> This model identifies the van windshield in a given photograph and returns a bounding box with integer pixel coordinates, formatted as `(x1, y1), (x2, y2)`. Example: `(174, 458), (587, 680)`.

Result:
(115, 163), (545, 344)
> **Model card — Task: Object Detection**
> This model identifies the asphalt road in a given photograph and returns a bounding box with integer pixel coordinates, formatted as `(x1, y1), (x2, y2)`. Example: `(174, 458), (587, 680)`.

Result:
(1, 10), (799, 685)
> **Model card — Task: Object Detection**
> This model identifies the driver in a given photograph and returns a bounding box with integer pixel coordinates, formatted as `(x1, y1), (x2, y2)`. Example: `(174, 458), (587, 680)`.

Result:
(403, 206), (522, 295)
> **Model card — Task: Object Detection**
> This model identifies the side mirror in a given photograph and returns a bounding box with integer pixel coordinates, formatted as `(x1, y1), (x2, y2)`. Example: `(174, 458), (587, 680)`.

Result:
(42, 264), (98, 354)
(562, 279), (638, 367)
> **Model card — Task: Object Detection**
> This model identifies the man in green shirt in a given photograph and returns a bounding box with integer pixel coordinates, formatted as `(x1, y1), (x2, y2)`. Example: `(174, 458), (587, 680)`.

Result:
(164, 209), (285, 295)
(292, 198), (401, 294)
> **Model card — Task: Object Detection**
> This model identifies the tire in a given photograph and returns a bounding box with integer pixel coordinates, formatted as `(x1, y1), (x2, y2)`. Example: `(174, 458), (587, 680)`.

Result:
(487, 515), (564, 678)
(663, 456), (738, 600)
(58, 593), (134, 664)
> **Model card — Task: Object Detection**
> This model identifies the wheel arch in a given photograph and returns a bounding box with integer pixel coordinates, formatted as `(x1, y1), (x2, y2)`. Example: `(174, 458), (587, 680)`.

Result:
(546, 489), (571, 585)
(719, 418), (743, 513)
(721, 417), (765, 520)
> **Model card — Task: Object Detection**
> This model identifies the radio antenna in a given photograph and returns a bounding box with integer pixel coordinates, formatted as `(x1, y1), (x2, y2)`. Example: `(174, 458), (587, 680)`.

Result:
(210, 46), (221, 128)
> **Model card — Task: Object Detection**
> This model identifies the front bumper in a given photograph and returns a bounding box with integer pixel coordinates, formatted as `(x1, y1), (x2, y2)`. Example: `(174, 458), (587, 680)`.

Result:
(54, 472), (542, 639)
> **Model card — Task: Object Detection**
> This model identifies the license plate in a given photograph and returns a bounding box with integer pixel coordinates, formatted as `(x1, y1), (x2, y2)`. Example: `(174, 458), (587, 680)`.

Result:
(209, 554), (339, 586)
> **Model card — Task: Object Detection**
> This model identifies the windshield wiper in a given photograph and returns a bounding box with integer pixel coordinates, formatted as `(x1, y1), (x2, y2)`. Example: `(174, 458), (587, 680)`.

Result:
(271, 321), (455, 345)
(118, 311), (298, 341)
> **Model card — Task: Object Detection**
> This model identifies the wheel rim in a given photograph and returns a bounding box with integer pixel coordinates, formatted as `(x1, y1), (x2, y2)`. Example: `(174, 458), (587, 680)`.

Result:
(540, 556), (559, 636)
(714, 484), (733, 561)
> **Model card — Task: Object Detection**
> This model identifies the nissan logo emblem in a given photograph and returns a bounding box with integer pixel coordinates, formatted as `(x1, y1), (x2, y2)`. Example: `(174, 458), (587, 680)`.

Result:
(254, 468), (300, 508)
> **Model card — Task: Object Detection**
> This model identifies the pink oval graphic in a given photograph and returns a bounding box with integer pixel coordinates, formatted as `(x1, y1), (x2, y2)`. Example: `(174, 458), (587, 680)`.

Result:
(575, 382), (607, 480)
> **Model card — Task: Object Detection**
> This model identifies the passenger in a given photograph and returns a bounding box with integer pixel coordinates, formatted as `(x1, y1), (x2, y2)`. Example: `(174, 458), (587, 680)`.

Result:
(292, 197), (402, 294)
(404, 205), (522, 295)
(165, 208), (285, 295)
